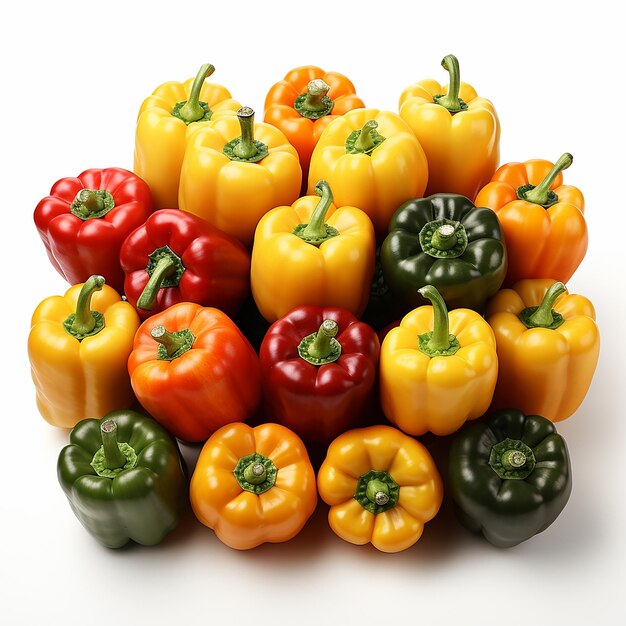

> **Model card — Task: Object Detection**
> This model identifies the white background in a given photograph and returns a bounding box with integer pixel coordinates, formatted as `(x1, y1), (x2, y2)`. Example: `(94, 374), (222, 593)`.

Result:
(2, 1), (624, 624)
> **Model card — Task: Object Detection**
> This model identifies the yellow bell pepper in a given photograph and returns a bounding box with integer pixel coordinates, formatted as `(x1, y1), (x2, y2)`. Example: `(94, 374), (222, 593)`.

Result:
(317, 425), (443, 553)
(380, 285), (498, 436)
(307, 108), (428, 239)
(28, 276), (140, 428)
(134, 63), (241, 209)
(179, 106), (302, 247)
(486, 279), (600, 421)
(399, 54), (500, 200)
(251, 180), (375, 322)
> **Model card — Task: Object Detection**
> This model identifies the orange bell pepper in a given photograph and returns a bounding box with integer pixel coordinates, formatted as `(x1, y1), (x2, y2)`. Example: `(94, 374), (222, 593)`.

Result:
(486, 279), (600, 422)
(475, 153), (587, 286)
(264, 66), (365, 184)
(190, 422), (318, 550)
(317, 425), (443, 553)
(127, 303), (261, 442)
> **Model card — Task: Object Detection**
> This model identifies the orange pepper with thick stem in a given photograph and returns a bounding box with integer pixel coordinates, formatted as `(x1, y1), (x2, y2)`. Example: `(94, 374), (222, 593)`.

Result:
(264, 66), (365, 186)
(475, 153), (587, 286)
(190, 422), (318, 550)
(317, 425), (443, 553)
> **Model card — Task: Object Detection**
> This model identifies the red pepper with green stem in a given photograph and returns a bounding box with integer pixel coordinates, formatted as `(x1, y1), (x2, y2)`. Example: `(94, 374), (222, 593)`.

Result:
(34, 168), (153, 293)
(259, 306), (380, 444)
(120, 209), (250, 320)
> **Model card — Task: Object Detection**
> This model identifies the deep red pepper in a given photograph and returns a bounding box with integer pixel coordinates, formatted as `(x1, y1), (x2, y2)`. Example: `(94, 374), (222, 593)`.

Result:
(33, 168), (153, 293)
(259, 305), (380, 444)
(120, 209), (250, 320)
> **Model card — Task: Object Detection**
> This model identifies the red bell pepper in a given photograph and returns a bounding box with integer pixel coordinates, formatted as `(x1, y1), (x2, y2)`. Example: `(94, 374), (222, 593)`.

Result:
(120, 209), (250, 320)
(33, 168), (153, 293)
(259, 305), (380, 444)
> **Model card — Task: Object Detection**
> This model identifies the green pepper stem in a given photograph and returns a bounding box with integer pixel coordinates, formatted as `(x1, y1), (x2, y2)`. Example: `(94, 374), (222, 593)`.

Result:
(431, 223), (460, 251)
(501, 449), (527, 471)
(435, 54), (463, 112)
(523, 153), (573, 205)
(177, 63), (215, 123)
(301, 181), (334, 241)
(419, 285), (451, 352)
(366, 479), (390, 506)
(354, 120), (378, 152)
(301, 79), (331, 112)
(243, 462), (267, 485)
(137, 256), (176, 310)
(232, 107), (259, 160)
(100, 419), (127, 470)
(151, 325), (186, 358)
(528, 282), (567, 327)
(77, 190), (104, 214)
(70, 275), (105, 336)
(306, 320), (339, 361)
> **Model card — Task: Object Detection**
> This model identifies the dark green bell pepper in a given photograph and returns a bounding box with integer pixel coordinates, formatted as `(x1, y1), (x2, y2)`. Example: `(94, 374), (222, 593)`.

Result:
(380, 193), (507, 313)
(448, 408), (572, 548)
(57, 409), (187, 548)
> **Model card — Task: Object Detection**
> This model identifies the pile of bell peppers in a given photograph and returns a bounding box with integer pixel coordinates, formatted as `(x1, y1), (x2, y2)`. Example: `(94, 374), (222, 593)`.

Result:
(28, 55), (598, 554)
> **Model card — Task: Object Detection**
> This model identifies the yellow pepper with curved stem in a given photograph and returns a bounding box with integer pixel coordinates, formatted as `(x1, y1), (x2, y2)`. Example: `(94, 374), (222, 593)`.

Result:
(179, 106), (302, 247)
(134, 63), (241, 209)
(28, 276), (140, 428)
(317, 425), (443, 553)
(486, 279), (600, 421)
(251, 180), (375, 322)
(307, 108), (428, 239)
(399, 54), (500, 200)
(380, 285), (498, 436)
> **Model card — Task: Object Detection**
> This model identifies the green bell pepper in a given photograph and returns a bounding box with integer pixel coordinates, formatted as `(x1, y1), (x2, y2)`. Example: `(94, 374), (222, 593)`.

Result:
(57, 409), (187, 548)
(380, 193), (507, 313)
(448, 408), (572, 548)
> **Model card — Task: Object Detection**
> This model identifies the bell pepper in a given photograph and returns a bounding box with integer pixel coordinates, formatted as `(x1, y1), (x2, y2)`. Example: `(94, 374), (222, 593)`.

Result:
(380, 285), (498, 436)
(475, 153), (587, 285)
(127, 302), (261, 442)
(57, 410), (187, 548)
(485, 279), (600, 422)
(317, 425), (443, 553)
(307, 108), (428, 239)
(448, 408), (572, 548)
(134, 63), (241, 210)
(28, 276), (140, 428)
(259, 305), (380, 444)
(250, 180), (375, 322)
(190, 422), (317, 550)
(380, 193), (507, 313)
(120, 209), (250, 320)
(33, 168), (153, 293)
(399, 54), (500, 200)
(179, 106), (302, 247)
(263, 66), (365, 185)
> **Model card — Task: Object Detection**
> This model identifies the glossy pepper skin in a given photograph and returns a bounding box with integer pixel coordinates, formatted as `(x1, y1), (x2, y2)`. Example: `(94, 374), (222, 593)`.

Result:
(307, 108), (428, 239)
(128, 302), (261, 442)
(399, 54), (500, 199)
(190, 422), (317, 550)
(28, 276), (140, 428)
(380, 285), (498, 436)
(381, 193), (507, 314)
(179, 106), (302, 247)
(58, 410), (186, 548)
(251, 180), (375, 322)
(134, 63), (241, 209)
(33, 168), (153, 293)
(449, 409), (572, 548)
(486, 279), (600, 422)
(317, 425), (443, 553)
(264, 66), (365, 184)
(475, 154), (586, 286)
(120, 209), (250, 320)
(259, 306), (380, 444)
